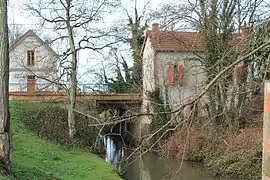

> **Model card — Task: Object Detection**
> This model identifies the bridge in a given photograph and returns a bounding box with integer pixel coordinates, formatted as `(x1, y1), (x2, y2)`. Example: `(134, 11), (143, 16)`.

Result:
(9, 92), (142, 104)
(9, 91), (143, 145)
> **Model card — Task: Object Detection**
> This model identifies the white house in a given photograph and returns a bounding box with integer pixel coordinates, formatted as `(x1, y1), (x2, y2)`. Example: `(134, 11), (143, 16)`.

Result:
(140, 23), (205, 127)
(9, 30), (59, 93)
(140, 23), (250, 131)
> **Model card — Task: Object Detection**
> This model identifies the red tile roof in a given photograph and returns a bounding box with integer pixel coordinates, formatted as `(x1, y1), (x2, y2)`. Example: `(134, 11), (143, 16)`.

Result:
(141, 30), (204, 55)
(141, 29), (247, 56)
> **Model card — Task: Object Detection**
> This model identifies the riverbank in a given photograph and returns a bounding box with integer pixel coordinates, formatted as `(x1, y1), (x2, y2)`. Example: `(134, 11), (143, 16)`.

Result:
(1, 101), (121, 180)
(158, 117), (262, 179)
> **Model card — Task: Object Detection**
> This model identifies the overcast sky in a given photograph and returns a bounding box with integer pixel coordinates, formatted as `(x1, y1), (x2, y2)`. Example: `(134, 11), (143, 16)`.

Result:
(7, 0), (174, 87)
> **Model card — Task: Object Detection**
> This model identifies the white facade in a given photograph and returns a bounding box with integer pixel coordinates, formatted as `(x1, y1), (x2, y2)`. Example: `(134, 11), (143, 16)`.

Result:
(9, 30), (58, 92)
(141, 38), (156, 125)
(141, 34), (206, 126)
(155, 52), (205, 107)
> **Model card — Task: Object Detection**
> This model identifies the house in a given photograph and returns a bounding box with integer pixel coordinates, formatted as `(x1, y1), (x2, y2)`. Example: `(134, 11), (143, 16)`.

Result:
(140, 23), (250, 132)
(9, 30), (59, 93)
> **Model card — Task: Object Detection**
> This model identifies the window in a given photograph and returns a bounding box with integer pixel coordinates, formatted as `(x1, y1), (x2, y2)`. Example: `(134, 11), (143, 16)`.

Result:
(27, 50), (36, 66)
(173, 64), (178, 82)
(167, 63), (183, 85)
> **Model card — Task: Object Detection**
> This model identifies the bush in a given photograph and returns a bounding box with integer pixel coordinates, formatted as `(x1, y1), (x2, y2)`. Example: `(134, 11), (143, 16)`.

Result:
(12, 101), (103, 153)
(160, 121), (262, 179)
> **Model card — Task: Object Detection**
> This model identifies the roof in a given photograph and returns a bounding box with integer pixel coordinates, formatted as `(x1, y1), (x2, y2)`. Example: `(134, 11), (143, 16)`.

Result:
(141, 30), (204, 56)
(141, 29), (248, 56)
(9, 30), (58, 57)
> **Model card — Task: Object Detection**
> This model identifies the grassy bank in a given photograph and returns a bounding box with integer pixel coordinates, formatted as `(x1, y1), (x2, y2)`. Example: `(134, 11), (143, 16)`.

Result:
(159, 118), (262, 179)
(11, 101), (101, 153)
(3, 101), (121, 180)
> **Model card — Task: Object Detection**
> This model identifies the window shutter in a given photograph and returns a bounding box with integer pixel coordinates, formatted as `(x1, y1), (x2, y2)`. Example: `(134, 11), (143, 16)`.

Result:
(178, 64), (183, 84)
(167, 64), (174, 85)
(34, 49), (36, 65)
(27, 51), (30, 66)
(26, 51), (27, 66)
(236, 66), (243, 85)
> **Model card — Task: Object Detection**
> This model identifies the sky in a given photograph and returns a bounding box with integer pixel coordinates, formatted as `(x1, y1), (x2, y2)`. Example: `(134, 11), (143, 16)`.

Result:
(8, 0), (269, 89)
(7, 0), (174, 88)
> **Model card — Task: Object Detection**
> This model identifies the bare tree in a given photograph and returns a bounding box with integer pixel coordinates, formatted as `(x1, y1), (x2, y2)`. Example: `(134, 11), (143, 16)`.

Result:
(27, 0), (120, 138)
(149, 0), (269, 128)
(112, 0), (149, 92)
(0, 0), (10, 173)
(8, 24), (24, 44)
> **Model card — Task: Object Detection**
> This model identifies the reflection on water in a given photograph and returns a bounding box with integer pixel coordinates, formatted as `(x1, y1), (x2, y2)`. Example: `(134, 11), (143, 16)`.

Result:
(104, 135), (238, 180)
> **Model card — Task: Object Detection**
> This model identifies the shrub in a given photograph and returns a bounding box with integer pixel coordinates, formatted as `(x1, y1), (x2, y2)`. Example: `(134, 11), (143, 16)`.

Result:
(12, 101), (103, 153)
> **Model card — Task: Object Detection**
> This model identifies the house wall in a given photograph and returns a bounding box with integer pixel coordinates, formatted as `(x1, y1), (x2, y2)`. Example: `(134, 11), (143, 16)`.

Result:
(155, 52), (206, 118)
(9, 35), (58, 92)
(142, 38), (156, 93)
(141, 49), (207, 127)
(140, 38), (156, 136)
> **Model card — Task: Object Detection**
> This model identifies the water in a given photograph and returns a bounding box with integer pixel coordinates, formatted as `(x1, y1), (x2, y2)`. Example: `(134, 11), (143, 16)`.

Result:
(104, 135), (238, 180)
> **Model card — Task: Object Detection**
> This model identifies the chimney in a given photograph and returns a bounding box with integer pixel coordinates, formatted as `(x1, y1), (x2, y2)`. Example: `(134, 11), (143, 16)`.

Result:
(152, 23), (159, 32)
(240, 22), (249, 38)
(151, 23), (160, 43)
(45, 39), (51, 47)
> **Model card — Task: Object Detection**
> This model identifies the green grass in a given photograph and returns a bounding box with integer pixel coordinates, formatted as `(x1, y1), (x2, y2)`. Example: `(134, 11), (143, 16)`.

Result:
(4, 102), (122, 180)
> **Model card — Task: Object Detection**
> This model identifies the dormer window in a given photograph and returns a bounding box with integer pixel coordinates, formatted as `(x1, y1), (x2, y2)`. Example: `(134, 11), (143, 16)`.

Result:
(27, 50), (36, 66)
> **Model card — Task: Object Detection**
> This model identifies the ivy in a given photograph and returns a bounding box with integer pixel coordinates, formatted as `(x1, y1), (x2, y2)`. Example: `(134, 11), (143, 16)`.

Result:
(148, 88), (173, 142)
(136, 35), (145, 47)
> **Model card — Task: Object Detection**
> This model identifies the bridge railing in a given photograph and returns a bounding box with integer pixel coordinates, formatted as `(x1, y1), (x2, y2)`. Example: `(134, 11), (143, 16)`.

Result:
(9, 82), (138, 94)
(9, 83), (57, 92)
(63, 83), (138, 93)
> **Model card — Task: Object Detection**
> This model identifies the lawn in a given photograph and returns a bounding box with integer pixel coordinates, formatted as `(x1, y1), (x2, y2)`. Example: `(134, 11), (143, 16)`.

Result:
(3, 102), (122, 180)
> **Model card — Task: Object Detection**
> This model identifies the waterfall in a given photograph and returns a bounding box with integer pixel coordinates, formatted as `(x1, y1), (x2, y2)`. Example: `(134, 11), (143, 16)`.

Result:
(103, 135), (124, 172)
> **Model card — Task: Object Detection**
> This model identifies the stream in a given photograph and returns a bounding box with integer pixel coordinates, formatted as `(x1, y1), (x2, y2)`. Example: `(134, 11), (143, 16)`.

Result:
(104, 135), (239, 180)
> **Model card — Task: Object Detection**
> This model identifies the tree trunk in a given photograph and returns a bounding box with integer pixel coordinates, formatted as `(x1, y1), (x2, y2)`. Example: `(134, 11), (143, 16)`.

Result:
(131, 27), (142, 92)
(0, 0), (11, 173)
(66, 1), (76, 138)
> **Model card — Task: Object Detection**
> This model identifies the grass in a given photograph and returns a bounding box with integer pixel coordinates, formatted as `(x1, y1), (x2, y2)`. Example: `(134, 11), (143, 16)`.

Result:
(3, 102), (122, 180)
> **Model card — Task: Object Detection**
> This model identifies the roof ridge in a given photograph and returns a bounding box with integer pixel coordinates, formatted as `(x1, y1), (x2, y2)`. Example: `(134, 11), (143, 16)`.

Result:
(9, 29), (58, 57)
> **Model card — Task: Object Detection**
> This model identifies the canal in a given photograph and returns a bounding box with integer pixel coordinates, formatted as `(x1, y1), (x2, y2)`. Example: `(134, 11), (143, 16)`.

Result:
(104, 135), (239, 180)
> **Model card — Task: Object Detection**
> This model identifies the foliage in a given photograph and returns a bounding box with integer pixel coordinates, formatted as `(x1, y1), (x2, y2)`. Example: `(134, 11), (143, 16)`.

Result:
(136, 34), (145, 47)
(148, 88), (173, 142)
(2, 101), (121, 180)
(127, 5), (148, 92)
(11, 101), (102, 153)
(105, 55), (133, 93)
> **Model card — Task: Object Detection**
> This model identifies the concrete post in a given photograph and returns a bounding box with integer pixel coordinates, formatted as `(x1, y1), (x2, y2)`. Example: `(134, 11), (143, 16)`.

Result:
(263, 81), (270, 179)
